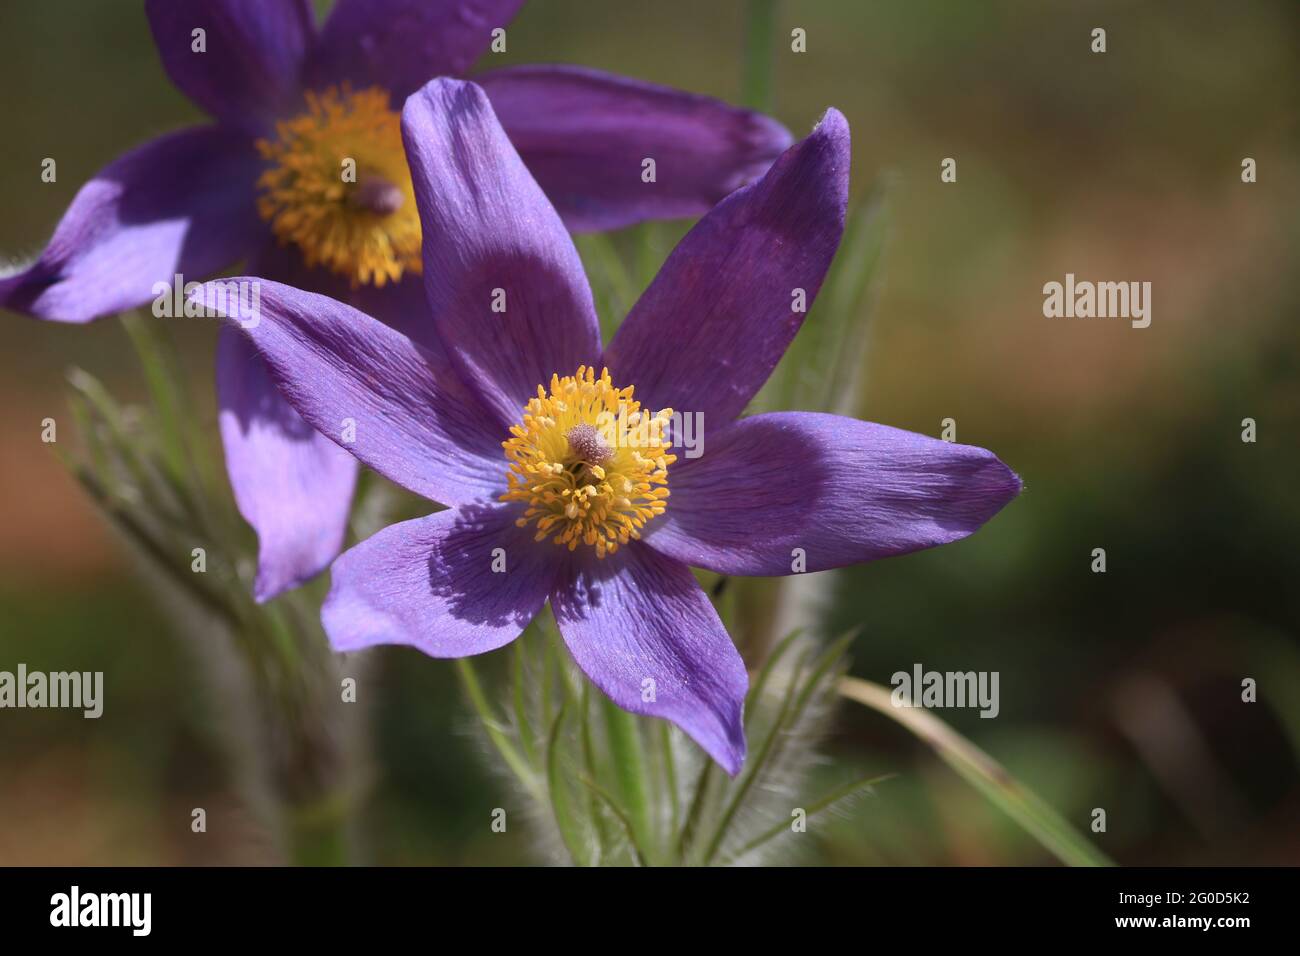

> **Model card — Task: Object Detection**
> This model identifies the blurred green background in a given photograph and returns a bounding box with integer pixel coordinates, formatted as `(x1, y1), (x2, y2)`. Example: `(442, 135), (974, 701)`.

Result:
(1, 0), (1297, 865)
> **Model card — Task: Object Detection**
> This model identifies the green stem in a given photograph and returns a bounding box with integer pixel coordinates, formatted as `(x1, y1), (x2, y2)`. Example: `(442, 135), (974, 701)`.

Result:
(580, 684), (611, 852)
(119, 314), (199, 489)
(65, 332), (360, 865)
(601, 698), (655, 861)
(659, 723), (680, 839)
(677, 760), (718, 864)
(546, 703), (595, 866)
(512, 640), (539, 768)
(699, 653), (806, 865)
(456, 659), (546, 804)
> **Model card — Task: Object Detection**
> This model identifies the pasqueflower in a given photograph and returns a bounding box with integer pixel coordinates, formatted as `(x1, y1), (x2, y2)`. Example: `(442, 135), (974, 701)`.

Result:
(198, 78), (1022, 773)
(1, 0), (790, 600)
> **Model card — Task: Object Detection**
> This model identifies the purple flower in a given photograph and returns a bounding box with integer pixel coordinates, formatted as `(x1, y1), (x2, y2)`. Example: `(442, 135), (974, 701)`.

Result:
(198, 78), (1021, 775)
(0, 0), (791, 601)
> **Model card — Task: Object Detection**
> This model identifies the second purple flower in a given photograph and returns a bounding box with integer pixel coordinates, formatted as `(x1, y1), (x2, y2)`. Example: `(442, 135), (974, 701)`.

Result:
(1, 0), (792, 602)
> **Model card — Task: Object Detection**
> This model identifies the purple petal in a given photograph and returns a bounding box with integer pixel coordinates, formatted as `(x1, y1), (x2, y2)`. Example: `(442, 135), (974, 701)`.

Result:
(310, 0), (524, 99)
(0, 128), (261, 323)
(145, 0), (314, 134)
(251, 239), (441, 349)
(401, 79), (601, 427)
(347, 274), (443, 351)
(604, 109), (850, 424)
(551, 544), (748, 775)
(322, 503), (553, 656)
(479, 65), (793, 232)
(217, 327), (358, 602)
(196, 278), (505, 506)
(642, 412), (1022, 576)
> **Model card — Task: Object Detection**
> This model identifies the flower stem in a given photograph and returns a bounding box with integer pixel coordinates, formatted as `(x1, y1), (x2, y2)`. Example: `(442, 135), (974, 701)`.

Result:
(601, 697), (655, 862)
(455, 658), (546, 804)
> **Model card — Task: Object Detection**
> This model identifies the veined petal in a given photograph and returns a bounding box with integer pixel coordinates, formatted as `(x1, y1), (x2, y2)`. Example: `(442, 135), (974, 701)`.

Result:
(551, 543), (748, 775)
(604, 108), (850, 425)
(146, 0), (314, 134)
(322, 504), (554, 656)
(0, 128), (261, 323)
(401, 78), (601, 428)
(217, 327), (358, 602)
(348, 273), (443, 351)
(480, 65), (793, 232)
(195, 278), (504, 505)
(642, 412), (1022, 576)
(310, 0), (524, 99)
(252, 238), (441, 349)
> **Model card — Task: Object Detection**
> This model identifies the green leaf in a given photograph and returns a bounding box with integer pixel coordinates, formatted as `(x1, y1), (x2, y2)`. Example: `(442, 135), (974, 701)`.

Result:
(66, 367), (161, 500)
(70, 464), (238, 629)
(119, 314), (202, 488)
(730, 772), (898, 860)
(839, 677), (1113, 867)
(745, 627), (804, 719)
(579, 683), (612, 853)
(698, 645), (814, 864)
(788, 629), (858, 718)
(676, 759), (717, 864)
(546, 703), (595, 866)
(512, 639), (539, 769)
(699, 633), (858, 865)
(455, 658), (545, 804)
(658, 723), (680, 838)
(578, 775), (648, 867)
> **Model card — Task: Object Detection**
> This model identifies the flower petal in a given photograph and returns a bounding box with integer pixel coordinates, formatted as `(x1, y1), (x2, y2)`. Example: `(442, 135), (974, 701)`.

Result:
(322, 503), (554, 656)
(310, 0), (524, 99)
(0, 128), (261, 323)
(401, 78), (601, 428)
(252, 238), (441, 349)
(479, 65), (793, 232)
(196, 278), (505, 505)
(217, 326), (358, 602)
(603, 108), (850, 424)
(145, 0), (314, 134)
(347, 273), (443, 351)
(551, 543), (748, 775)
(642, 412), (1022, 576)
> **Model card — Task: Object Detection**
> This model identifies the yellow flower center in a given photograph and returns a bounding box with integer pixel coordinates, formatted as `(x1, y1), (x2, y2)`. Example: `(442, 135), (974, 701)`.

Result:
(502, 367), (676, 558)
(255, 86), (422, 287)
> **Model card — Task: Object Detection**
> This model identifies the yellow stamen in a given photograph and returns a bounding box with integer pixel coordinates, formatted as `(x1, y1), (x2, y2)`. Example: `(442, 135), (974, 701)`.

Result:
(255, 85), (421, 287)
(502, 367), (676, 559)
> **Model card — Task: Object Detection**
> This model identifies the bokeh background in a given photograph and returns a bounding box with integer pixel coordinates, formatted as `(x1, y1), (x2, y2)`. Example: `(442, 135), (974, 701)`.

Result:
(1, 0), (1297, 865)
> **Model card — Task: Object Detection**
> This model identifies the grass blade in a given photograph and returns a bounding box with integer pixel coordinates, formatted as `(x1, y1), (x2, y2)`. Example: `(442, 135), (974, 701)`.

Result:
(838, 676), (1113, 867)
